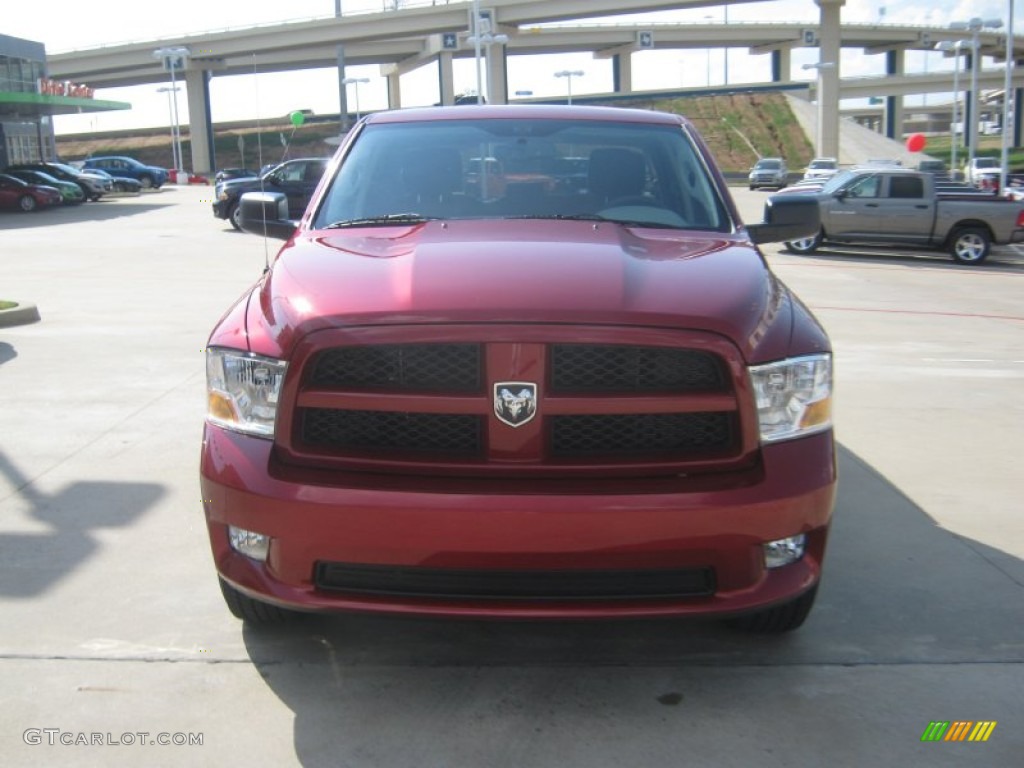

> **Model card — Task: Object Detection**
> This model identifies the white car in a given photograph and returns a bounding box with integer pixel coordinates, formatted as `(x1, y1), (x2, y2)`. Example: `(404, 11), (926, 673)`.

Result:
(964, 157), (1003, 186)
(802, 157), (839, 181)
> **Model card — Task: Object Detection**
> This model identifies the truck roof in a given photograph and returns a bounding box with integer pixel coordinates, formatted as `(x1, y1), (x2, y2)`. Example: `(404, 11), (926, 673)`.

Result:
(363, 104), (691, 127)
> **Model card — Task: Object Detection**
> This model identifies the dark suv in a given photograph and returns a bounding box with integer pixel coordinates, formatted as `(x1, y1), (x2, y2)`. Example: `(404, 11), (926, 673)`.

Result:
(212, 158), (329, 230)
(4, 162), (107, 201)
(82, 156), (168, 189)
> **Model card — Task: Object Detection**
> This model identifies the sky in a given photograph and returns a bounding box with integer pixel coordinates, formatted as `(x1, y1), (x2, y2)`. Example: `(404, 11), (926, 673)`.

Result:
(3, 0), (1018, 135)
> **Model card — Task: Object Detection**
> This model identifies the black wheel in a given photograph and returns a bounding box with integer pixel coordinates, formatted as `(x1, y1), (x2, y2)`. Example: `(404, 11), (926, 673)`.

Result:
(139, 175), (154, 190)
(948, 227), (991, 264)
(219, 578), (295, 624)
(229, 202), (243, 231)
(18, 194), (37, 212)
(784, 230), (822, 254)
(724, 585), (819, 633)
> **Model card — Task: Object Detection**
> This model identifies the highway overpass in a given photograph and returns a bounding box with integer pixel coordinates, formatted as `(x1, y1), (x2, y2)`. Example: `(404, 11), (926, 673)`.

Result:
(44, 0), (1023, 173)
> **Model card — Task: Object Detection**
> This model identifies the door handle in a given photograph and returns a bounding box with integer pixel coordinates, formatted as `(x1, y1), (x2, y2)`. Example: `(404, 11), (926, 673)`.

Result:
(915, 205), (929, 209)
(865, 203), (878, 207)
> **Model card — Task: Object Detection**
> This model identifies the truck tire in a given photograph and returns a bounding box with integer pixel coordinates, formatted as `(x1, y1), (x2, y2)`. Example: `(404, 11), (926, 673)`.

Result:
(724, 585), (819, 633)
(219, 578), (295, 624)
(948, 227), (991, 264)
(784, 231), (822, 254)
(228, 202), (243, 231)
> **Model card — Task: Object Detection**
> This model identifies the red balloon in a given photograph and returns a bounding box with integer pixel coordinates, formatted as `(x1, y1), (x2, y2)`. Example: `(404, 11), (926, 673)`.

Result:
(906, 133), (927, 152)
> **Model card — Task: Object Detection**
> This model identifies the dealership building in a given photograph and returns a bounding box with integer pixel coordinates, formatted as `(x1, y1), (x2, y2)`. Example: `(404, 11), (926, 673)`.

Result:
(0, 33), (128, 168)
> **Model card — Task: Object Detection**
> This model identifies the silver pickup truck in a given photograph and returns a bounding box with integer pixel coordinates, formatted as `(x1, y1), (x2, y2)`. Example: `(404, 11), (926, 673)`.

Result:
(780, 168), (1024, 264)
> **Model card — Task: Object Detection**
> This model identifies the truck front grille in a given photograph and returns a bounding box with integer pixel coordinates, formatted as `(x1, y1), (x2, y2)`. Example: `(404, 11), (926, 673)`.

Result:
(550, 413), (736, 458)
(284, 333), (750, 476)
(302, 409), (482, 456)
(310, 344), (481, 393)
(550, 344), (724, 393)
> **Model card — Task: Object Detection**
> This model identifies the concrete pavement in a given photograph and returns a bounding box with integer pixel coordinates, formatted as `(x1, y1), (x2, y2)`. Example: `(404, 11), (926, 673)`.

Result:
(1, 187), (1022, 766)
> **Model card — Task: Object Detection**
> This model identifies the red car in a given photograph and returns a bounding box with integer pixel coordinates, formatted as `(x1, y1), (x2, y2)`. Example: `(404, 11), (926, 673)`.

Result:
(0, 173), (62, 212)
(201, 105), (834, 632)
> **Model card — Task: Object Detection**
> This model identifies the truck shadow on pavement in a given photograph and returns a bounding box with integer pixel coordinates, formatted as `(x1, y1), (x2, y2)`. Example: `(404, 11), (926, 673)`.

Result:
(788, 248), (1024, 273)
(0, 451), (164, 598)
(0, 201), (174, 230)
(238, 444), (1024, 766)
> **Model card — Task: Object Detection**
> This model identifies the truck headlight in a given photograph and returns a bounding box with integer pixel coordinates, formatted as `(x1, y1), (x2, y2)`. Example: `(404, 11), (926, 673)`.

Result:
(749, 354), (832, 443)
(206, 348), (287, 438)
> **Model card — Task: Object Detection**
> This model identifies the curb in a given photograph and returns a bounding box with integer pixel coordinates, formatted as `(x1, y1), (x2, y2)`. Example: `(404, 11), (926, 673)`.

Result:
(0, 302), (41, 327)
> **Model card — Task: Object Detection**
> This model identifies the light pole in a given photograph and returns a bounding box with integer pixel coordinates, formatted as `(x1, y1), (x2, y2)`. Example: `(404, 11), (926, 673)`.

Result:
(342, 76), (370, 122)
(156, 86), (180, 170)
(152, 46), (190, 173)
(554, 70), (585, 105)
(704, 15), (713, 87)
(467, 2), (508, 104)
(802, 61), (836, 157)
(936, 40), (969, 176)
(723, 3), (729, 86)
(949, 17), (1003, 178)
(1000, 0), (1016, 194)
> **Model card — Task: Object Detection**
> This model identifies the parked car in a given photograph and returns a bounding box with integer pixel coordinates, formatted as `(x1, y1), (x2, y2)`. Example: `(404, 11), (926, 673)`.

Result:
(778, 168), (1024, 264)
(958, 156), (999, 185)
(4, 162), (106, 201)
(212, 157), (329, 230)
(203, 105), (834, 632)
(0, 173), (63, 212)
(215, 167), (258, 184)
(4, 169), (85, 204)
(79, 167), (141, 194)
(802, 157), (839, 181)
(81, 156), (168, 189)
(748, 157), (788, 190)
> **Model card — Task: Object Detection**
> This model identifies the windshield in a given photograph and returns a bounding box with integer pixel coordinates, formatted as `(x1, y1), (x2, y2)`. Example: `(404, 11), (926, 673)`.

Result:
(313, 117), (730, 232)
(975, 158), (998, 169)
(755, 160), (781, 169)
(819, 169), (857, 194)
(809, 160), (836, 169)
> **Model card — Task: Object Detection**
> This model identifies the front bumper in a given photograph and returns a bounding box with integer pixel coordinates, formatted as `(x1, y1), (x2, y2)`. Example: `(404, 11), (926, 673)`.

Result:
(212, 199), (232, 219)
(201, 425), (836, 619)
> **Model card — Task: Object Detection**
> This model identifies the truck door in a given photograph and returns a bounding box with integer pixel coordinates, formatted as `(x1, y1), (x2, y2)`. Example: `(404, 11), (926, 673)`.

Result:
(876, 174), (933, 244)
(821, 173), (883, 242)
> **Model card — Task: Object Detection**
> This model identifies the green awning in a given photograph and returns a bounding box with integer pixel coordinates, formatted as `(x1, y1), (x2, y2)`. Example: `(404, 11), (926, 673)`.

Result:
(0, 91), (131, 118)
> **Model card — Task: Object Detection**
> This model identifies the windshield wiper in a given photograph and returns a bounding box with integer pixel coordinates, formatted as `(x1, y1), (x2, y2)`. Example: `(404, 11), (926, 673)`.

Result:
(324, 213), (439, 229)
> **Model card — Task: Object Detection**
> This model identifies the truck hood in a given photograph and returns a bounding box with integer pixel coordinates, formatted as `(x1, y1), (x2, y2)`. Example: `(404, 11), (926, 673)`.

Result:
(246, 219), (802, 362)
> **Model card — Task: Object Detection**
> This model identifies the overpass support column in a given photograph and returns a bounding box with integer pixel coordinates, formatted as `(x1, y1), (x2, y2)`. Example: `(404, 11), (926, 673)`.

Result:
(184, 68), (214, 176)
(438, 52), (455, 105)
(885, 50), (905, 139)
(487, 44), (508, 105)
(613, 53), (633, 93)
(815, 0), (844, 159)
(387, 71), (402, 110)
(771, 49), (791, 82)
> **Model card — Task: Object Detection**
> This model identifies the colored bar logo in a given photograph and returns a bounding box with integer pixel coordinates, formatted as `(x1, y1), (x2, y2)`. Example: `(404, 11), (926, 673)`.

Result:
(921, 721), (997, 742)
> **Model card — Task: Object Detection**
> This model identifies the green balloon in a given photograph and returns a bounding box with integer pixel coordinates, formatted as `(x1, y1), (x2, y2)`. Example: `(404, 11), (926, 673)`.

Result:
(289, 111), (306, 127)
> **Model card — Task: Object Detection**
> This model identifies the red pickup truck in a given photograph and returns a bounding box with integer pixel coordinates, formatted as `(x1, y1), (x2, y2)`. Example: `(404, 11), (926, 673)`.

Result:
(201, 105), (835, 632)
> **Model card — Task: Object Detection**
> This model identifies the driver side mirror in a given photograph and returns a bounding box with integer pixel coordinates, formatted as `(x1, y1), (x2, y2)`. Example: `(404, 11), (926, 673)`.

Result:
(747, 195), (820, 245)
(238, 191), (297, 241)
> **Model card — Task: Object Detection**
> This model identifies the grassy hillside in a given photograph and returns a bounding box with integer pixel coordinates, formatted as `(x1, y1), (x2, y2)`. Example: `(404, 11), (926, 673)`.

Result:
(55, 92), (814, 175)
